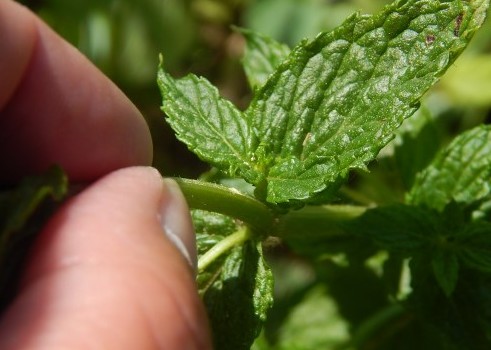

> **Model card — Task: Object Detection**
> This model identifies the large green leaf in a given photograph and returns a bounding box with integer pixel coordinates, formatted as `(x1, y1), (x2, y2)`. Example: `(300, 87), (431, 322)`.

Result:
(247, 0), (489, 203)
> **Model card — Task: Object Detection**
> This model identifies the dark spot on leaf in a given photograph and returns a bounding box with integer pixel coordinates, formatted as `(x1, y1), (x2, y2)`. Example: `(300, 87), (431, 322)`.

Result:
(425, 34), (436, 46)
(454, 13), (464, 36)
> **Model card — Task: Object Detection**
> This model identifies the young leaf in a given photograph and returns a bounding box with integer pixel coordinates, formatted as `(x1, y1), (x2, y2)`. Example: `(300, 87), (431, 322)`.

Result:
(247, 0), (489, 203)
(157, 66), (260, 183)
(408, 125), (491, 210)
(431, 249), (459, 296)
(202, 240), (274, 350)
(238, 27), (291, 89)
(193, 211), (274, 350)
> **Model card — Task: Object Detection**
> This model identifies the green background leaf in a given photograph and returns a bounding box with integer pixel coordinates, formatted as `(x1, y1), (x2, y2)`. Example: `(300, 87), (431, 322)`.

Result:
(409, 125), (491, 210)
(347, 204), (441, 253)
(239, 27), (291, 89)
(455, 222), (491, 273)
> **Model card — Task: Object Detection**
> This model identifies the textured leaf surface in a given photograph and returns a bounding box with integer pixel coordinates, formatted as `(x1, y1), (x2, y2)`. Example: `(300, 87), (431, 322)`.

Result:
(247, 0), (489, 203)
(159, 0), (489, 205)
(158, 68), (258, 181)
(239, 27), (291, 89)
(193, 211), (274, 350)
(408, 125), (491, 210)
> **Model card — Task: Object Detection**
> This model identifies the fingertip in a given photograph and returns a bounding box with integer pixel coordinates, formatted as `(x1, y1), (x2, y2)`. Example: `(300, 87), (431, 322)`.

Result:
(161, 178), (198, 271)
(0, 167), (210, 349)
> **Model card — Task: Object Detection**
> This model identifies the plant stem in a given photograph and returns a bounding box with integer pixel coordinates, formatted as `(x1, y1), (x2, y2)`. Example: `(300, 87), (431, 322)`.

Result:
(176, 178), (368, 240)
(198, 226), (251, 272)
(175, 178), (274, 234)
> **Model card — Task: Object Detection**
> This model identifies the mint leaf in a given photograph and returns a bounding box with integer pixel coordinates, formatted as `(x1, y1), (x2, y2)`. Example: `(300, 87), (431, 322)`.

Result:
(238, 27), (291, 89)
(432, 249), (459, 296)
(351, 202), (491, 296)
(203, 240), (273, 350)
(409, 261), (491, 349)
(408, 125), (491, 210)
(193, 211), (274, 350)
(347, 204), (440, 253)
(159, 0), (488, 205)
(157, 66), (259, 182)
(349, 204), (464, 296)
(455, 222), (491, 273)
(247, 0), (489, 203)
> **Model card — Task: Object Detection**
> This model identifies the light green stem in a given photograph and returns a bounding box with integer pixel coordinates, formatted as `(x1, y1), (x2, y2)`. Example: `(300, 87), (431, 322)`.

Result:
(198, 227), (251, 272)
(174, 178), (274, 235)
(176, 178), (368, 241)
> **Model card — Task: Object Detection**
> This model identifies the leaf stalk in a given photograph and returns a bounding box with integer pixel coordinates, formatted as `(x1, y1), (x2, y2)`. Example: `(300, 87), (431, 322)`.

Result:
(197, 226), (251, 272)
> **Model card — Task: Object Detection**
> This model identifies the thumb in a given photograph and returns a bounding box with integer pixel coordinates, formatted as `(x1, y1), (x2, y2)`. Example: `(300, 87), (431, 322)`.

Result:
(0, 167), (211, 349)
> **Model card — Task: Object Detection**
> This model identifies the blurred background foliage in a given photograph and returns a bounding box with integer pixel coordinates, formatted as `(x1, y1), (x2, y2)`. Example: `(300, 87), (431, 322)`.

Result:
(18, 1), (491, 348)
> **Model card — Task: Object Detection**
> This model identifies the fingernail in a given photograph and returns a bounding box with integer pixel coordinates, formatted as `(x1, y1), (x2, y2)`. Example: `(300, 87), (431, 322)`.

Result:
(160, 178), (197, 272)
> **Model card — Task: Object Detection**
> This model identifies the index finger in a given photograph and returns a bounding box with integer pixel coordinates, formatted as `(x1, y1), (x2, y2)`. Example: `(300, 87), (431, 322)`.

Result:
(0, 0), (152, 183)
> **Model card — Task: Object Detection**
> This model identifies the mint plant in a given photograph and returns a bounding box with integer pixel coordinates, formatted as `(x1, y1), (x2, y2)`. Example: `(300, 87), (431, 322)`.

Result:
(157, 0), (490, 348)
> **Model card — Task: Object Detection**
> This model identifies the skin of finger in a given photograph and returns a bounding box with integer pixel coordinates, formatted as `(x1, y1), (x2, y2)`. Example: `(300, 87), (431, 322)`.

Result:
(0, 0), (36, 111)
(0, 167), (211, 350)
(0, 0), (152, 183)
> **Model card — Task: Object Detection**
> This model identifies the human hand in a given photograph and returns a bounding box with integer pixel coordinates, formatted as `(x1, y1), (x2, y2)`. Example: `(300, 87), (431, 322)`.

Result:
(0, 1), (211, 348)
